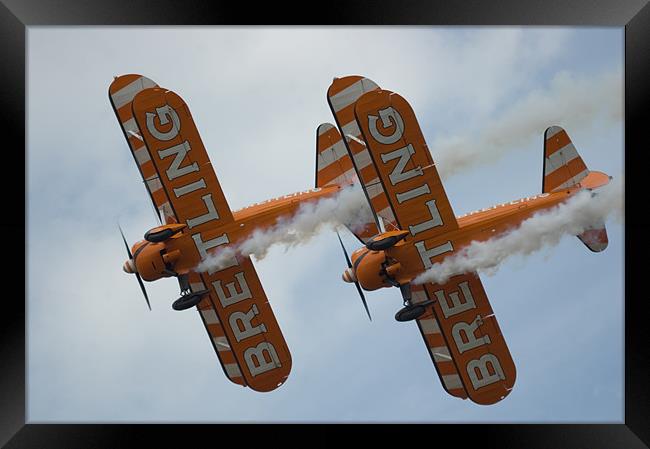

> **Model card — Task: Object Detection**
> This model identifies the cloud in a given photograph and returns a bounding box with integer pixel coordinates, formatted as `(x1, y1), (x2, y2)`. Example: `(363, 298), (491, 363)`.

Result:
(414, 177), (623, 285)
(431, 70), (622, 179)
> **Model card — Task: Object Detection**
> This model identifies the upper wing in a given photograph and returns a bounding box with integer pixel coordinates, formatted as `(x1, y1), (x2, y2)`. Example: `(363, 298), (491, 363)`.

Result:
(109, 75), (172, 222)
(353, 89), (458, 240)
(130, 86), (234, 226)
(130, 85), (291, 392)
(351, 87), (515, 404)
(110, 75), (241, 385)
(327, 76), (397, 231)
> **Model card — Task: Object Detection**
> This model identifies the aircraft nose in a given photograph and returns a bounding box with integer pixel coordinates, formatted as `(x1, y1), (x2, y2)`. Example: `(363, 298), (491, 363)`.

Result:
(123, 259), (136, 274)
(342, 267), (356, 283)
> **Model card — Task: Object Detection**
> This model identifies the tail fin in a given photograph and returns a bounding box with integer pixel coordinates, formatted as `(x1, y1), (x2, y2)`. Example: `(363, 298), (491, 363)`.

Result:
(542, 125), (609, 252)
(542, 126), (590, 193)
(316, 123), (378, 243)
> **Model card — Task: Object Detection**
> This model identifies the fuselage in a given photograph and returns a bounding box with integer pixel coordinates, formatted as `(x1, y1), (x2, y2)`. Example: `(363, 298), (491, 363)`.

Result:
(124, 185), (341, 281)
(346, 170), (609, 292)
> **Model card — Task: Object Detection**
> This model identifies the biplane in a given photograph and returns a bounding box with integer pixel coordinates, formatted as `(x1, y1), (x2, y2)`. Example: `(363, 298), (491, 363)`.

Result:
(109, 74), (361, 392)
(321, 75), (611, 405)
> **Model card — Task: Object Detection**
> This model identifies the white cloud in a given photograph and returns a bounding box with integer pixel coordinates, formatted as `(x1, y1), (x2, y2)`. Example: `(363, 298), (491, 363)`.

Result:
(431, 70), (623, 178)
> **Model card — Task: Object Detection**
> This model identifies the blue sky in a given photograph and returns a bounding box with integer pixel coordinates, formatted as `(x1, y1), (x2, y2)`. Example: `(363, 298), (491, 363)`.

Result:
(27, 27), (623, 422)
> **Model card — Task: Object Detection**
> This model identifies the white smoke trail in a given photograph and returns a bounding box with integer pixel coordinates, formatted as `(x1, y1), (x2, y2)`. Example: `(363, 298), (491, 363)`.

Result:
(196, 184), (374, 272)
(414, 177), (623, 285)
(433, 70), (622, 179)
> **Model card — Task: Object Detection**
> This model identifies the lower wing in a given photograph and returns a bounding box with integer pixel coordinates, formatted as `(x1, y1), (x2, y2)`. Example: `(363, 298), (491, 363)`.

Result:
(414, 272), (516, 405)
(189, 257), (292, 392)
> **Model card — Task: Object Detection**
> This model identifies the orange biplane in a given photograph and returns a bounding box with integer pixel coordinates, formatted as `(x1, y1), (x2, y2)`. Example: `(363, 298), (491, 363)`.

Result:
(109, 74), (360, 392)
(321, 75), (611, 405)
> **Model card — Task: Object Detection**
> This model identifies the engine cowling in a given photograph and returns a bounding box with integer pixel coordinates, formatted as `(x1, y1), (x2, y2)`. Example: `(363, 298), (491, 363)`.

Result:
(342, 230), (411, 291)
(342, 248), (392, 291)
(123, 238), (185, 282)
(132, 241), (168, 281)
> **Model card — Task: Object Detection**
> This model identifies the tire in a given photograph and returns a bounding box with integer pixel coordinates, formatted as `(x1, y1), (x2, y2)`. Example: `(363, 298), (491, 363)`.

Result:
(395, 304), (426, 322)
(172, 293), (204, 311)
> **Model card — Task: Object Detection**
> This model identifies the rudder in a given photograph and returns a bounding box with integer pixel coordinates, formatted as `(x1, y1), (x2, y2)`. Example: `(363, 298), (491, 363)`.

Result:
(542, 126), (609, 252)
(542, 126), (589, 193)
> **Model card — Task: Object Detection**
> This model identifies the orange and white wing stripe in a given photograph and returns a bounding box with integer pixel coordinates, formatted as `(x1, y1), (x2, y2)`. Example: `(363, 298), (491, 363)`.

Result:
(189, 272), (247, 387)
(543, 126), (589, 192)
(327, 76), (398, 230)
(109, 75), (176, 223)
(411, 284), (467, 399)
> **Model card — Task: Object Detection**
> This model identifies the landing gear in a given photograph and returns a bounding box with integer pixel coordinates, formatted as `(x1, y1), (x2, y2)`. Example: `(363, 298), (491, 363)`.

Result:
(172, 274), (202, 311)
(395, 303), (426, 322)
(172, 289), (209, 311)
(394, 283), (434, 322)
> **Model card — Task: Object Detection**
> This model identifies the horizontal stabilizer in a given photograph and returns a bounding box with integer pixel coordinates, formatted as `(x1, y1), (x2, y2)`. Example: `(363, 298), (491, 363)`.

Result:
(577, 224), (608, 252)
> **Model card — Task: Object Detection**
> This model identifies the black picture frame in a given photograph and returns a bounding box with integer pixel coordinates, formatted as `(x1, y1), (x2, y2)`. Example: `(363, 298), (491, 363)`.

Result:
(5, 1), (649, 447)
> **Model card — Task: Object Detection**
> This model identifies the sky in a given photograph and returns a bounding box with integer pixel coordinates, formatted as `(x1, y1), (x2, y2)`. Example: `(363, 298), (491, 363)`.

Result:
(27, 27), (624, 422)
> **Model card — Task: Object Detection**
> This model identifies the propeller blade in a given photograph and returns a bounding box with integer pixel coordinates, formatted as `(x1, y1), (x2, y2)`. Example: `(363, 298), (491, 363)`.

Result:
(336, 231), (352, 268)
(336, 231), (371, 321)
(118, 223), (152, 311)
(118, 223), (133, 259)
(354, 281), (372, 321)
(136, 272), (152, 311)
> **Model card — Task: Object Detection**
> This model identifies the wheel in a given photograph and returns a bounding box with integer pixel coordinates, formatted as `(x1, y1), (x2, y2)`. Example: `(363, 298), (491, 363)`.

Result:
(172, 291), (206, 311)
(395, 304), (426, 322)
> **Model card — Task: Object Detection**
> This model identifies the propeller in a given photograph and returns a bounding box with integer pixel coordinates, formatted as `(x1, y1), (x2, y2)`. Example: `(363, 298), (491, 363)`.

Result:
(336, 231), (372, 321)
(119, 223), (152, 311)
